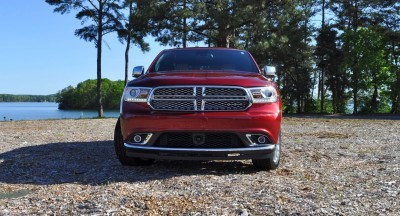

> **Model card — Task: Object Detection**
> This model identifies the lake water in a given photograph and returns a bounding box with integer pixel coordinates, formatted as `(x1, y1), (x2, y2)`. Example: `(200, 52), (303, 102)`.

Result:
(0, 102), (119, 121)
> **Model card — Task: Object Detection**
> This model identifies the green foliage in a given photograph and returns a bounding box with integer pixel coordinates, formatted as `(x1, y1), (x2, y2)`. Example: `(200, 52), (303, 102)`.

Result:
(379, 16), (400, 113)
(342, 28), (390, 114)
(46, 0), (123, 47)
(57, 79), (124, 110)
(146, 0), (205, 47)
(117, 1), (149, 51)
(0, 94), (56, 102)
(315, 26), (347, 113)
(46, 0), (400, 114)
(310, 99), (336, 114)
(328, 0), (400, 114)
(359, 93), (392, 114)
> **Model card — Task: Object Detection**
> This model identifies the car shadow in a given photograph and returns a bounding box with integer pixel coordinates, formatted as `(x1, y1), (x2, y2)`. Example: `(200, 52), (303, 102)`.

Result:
(0, 141), (259, 185)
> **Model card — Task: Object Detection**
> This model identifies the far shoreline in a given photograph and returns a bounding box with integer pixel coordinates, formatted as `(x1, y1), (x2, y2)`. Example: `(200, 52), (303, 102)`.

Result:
(0, 102), (119, 121)
(1, 113), (399, 122)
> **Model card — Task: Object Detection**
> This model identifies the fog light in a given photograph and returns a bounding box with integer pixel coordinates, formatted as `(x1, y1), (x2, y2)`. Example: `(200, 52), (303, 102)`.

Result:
(246, 134), (270, 145)
(257, 136), (267, 144)
(133, 135), (142, 143)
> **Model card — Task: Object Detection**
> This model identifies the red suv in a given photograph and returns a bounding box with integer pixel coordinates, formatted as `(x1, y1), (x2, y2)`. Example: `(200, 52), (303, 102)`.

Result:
(114, 48), (282, 170)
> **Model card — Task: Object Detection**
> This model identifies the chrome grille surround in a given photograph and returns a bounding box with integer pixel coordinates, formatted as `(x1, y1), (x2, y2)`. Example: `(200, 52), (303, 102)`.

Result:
(149, 86), (252, 111)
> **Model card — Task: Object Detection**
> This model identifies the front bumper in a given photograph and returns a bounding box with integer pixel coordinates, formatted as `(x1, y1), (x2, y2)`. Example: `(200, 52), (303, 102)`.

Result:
(121, 103), (282, 144)
(124, 144), (276, 160)
(120, 103), (281, 160)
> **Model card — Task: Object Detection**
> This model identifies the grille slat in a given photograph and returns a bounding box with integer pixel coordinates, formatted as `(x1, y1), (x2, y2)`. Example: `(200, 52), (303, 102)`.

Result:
(154, 132), (245, 148)
(151, 100), (194, 111)
(150, 86), (250, 111)
(205, 101), (250, 111)
(205, 88), (247, 96)
(154, 88), (193, 96)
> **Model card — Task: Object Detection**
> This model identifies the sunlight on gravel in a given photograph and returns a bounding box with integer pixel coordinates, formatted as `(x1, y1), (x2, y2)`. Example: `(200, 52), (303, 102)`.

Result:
(0, 117), (399, 215)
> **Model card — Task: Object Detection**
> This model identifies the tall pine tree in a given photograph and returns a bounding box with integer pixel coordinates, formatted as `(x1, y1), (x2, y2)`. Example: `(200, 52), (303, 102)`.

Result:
(46, 0), (123, 117)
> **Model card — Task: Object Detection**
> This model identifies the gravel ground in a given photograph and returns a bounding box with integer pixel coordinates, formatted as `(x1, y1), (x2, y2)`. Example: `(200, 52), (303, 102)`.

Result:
(0, 117), (399, 215)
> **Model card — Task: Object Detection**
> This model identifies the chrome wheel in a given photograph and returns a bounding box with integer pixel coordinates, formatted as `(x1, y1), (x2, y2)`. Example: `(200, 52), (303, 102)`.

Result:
(272, 136), (281, 164)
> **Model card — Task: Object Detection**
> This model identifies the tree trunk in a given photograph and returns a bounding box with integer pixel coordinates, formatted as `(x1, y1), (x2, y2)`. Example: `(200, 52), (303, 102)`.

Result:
(391, 41), (400, 113)
(332, 87), (337, 113)
(352, 64), (358, 114)
(371, 83), (378, 113)
(340, 84), (346, 113)
(320, 0), (325, 113)
(352, 1), (359, 115)
(297, 95), (301, 113)
(125, 1), (133, 84)
(320, 67), (325, 113)
(317, 70), (321, 100)
(322, 0), (325, 28)
(311, 70), (316, 101)
(215, 24), (229, 47)
(125, 38), (131, 84)
(182, 0), (187, 48)
(97, 3), (104, 118)
(216, 34), (228, 47)
(353, 85), (358, 114)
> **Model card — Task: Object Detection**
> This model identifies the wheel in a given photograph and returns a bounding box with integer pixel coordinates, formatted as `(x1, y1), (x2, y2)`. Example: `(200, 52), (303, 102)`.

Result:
(114, 118), (155, 166)
(252, 132), (281, 170)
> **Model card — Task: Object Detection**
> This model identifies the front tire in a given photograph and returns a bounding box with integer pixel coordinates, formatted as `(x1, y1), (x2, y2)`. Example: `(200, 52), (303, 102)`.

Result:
(252, 132), (281, 170)
(114, 118), (154, 166)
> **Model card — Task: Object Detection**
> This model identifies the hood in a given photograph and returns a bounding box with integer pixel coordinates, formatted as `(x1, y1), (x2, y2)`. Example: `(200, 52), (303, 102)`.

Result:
(127, 71), (274, 88)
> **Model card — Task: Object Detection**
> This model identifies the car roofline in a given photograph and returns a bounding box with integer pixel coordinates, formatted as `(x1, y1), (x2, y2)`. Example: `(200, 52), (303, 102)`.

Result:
(162, 47), (247, 52)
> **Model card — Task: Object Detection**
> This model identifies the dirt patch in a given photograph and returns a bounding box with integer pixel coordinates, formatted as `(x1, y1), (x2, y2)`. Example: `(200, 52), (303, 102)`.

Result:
(312, 131), (353, 139)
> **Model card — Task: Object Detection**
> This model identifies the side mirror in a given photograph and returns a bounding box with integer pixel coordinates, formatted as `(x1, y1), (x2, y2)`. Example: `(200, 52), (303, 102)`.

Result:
(263, 66), (276, 77)
(132, 66), (145, 78)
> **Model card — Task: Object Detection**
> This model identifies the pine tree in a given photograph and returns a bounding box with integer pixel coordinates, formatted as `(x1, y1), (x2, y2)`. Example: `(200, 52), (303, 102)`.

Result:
(117, 0), (149, 84)
(46, 0), (123, 117)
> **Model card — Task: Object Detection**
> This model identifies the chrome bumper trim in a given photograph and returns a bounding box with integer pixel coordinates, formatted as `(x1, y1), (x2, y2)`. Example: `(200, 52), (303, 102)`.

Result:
(124, 143), (276, 152)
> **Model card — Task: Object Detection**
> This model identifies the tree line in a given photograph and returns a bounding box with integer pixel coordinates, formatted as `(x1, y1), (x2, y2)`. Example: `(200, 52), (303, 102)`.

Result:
(46, 0), (400, 116)
(0, 94), (56, 102)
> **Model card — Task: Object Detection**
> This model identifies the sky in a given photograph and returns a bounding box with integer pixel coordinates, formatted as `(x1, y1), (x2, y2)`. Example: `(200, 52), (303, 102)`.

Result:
(0, 1), (177, 95)
(0, 2), (324, 96)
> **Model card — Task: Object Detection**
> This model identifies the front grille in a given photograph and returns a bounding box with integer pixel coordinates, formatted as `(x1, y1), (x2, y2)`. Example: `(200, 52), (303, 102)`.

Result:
(154, 132), (245, 148)
(149, 86), (250, 111)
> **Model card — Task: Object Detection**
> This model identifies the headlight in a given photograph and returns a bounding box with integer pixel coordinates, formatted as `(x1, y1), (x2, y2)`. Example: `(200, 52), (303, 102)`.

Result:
(123, 87), (151, 102)
(248, 86), (278, 103)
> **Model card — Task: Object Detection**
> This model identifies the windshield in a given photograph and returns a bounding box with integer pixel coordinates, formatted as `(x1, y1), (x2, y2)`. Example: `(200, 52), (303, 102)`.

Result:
(149, 49), (259, 73)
